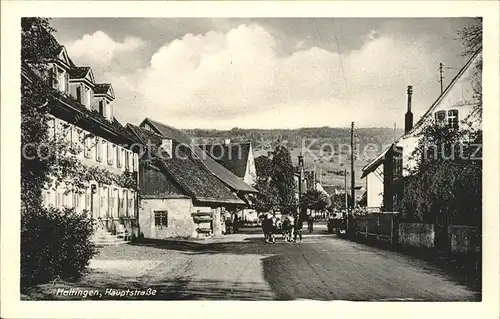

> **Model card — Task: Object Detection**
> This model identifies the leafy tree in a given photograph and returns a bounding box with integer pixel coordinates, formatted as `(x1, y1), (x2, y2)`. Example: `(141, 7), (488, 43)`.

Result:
(252, 146), (297, 214)
(252, 177), (280, 213)
(301, 190), (331, 212)
(357, 191), (367, 207)
(270, 145), (297, 213)
(399, 123), (482, 226)
(331, 193), (352, 211)
(254, 155), (273, 177)
(21, 18), (100, 288)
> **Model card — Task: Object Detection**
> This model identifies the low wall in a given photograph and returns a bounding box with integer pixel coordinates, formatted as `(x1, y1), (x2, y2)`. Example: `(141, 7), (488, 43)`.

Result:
(450, 225), (481, 255)
(398, 223), (435, 249)
(353, 213), (398, 242)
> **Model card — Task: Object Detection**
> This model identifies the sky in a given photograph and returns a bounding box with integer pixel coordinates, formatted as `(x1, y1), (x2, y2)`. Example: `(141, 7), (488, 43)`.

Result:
(50, 18), (478, 130)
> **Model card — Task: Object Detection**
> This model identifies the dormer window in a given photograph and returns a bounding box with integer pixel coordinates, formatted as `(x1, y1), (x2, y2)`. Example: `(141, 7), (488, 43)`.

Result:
(69, 66), (95, 110)
(50, 64), (68, 93)
(93, 83), (115, 122)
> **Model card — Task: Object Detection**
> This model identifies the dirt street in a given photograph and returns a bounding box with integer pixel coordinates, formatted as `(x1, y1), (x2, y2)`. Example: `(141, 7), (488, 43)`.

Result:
(24, 223), (480, 301)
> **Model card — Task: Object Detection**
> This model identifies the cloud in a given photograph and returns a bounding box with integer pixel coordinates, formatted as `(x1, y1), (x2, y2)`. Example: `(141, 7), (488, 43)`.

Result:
(65, 24), (443, 129)
(66, 31), (145, 75)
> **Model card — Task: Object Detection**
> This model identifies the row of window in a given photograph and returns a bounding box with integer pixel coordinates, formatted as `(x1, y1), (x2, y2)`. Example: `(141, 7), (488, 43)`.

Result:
(47, 117), (139, 172)
(434, 109), (459, 129)
(43, 185), (136, 219)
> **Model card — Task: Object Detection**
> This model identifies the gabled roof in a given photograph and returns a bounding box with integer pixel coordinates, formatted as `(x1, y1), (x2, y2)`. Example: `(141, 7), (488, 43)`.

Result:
(140, 118), (258, 194)
(56, 46), (72, 67)
(361, 49), (482, 178)
(69, 66), (95, 84)
(21, 62), (135, 145)
(408, 49), (482, 136)
(198, 142), (251, 178)
(126, 124), (246, 205)
(94, 83), (115, 100)
(360, 146), (391, 179)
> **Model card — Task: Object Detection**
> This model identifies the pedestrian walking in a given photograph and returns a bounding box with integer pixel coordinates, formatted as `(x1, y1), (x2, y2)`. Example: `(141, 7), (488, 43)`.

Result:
(294, 216), (303, 243)
(307, 215), (314, 233)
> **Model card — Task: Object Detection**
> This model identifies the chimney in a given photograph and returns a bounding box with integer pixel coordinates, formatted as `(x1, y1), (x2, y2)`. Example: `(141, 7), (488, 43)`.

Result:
(160, 138), (173, 157)
(405, 85), (414, 134)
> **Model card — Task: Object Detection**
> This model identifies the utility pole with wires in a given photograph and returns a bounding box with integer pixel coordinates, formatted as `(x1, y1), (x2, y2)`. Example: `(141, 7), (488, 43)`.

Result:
(344, 168), (348, 211)
(439, 62), (454, 94)
(350, 121), (355, 211)
(439, 62), (444, 94)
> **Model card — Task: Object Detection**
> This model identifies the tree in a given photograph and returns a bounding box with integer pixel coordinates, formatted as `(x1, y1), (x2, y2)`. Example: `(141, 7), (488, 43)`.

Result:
(458, 18), (482, 119)
(21, 18), (99, 288)
(457, 18), (482, 57)
(270, 145), (297, 213)
(252, 178), (280, 213)
(399, 123), (482, 226)
(252, 146), (297, 214)
(254, 155), (273, 177)
(331, 193), (352, 211)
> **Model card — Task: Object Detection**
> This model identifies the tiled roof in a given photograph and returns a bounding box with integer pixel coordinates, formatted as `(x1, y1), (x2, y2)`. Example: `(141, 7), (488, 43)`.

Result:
(69, 67), (90, 79)
(126, 124), (246, 205)
(94, 83), (111, 95)
(141, 118), (258, 194)
(198, 142), (251, 178)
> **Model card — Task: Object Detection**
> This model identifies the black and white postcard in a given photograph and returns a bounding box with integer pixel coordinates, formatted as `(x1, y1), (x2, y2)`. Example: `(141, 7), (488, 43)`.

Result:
(1, 1), (499, 319)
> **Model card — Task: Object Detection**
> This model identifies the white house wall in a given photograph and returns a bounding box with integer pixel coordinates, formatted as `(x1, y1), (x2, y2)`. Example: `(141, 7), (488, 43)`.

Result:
(398, 52), (482, 175)
(366, 167), (384, 208)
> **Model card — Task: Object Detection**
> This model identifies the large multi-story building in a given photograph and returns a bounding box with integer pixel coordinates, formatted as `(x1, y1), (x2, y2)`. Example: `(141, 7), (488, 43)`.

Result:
(22, 33), (140, 241)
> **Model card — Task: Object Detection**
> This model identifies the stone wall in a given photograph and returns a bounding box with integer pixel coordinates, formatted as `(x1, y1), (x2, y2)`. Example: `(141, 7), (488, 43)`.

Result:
(450, 225), (481, 255)
(139, 198), (196, 239)
(398, 223), (435, 248)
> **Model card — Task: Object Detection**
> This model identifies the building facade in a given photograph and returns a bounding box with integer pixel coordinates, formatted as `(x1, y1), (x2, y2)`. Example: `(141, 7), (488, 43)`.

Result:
(361, 50), (482, 211)
(22, 36), (140, 240)
(127, 123), (249, 239)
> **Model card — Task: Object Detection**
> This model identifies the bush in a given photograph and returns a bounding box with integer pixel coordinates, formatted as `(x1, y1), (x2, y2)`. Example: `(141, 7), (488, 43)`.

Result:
(21, 206), (97, 288)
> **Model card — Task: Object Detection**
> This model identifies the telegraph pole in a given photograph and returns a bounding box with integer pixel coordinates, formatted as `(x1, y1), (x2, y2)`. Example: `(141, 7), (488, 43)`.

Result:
(350, 121), (355, 211)
(439, 62), (444, 94)
(344, 168), (348, 211)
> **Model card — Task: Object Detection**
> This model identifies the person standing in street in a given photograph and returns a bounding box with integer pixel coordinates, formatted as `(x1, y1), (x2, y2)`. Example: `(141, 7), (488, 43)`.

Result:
(293, 215), (303, 243)
(307, 215), (314, 233)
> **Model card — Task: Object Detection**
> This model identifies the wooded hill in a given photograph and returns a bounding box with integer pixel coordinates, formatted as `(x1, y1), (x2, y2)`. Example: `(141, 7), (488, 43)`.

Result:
(184, 126), (404, 187)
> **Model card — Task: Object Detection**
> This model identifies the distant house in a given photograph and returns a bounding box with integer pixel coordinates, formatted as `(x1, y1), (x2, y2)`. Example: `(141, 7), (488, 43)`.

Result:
(198, 141), (257, 187)
(361, 50), (482, 211)
(126, 124), (247, 239)
(198, 141), (259, 222)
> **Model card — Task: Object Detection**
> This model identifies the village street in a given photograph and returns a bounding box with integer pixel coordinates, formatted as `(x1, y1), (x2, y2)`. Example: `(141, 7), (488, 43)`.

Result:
(24, 223), (479, 301)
